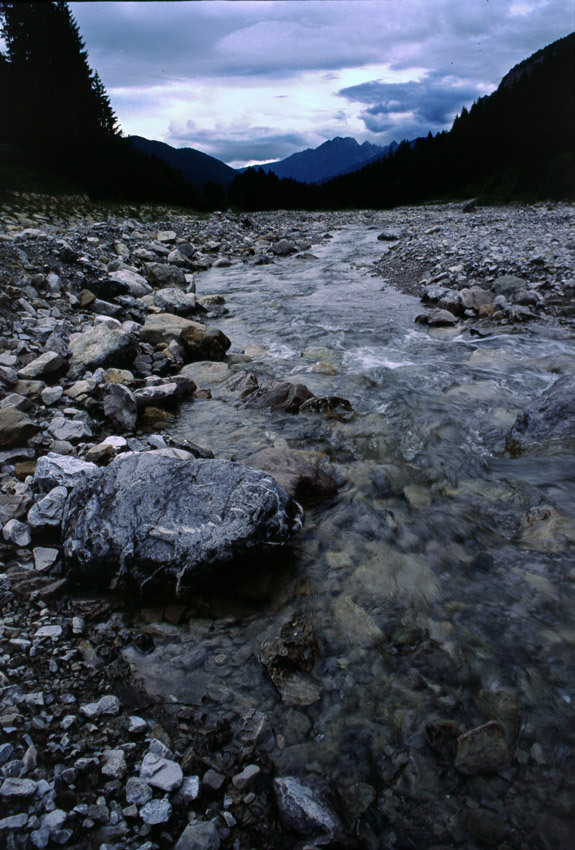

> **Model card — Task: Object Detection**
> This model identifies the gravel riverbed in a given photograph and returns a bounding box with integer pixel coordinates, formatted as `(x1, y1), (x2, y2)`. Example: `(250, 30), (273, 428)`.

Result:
(1, 193), (574, 850)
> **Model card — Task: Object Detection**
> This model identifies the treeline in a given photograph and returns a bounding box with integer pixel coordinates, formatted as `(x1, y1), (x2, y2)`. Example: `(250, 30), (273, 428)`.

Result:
(0, 1), (215, 209)
(229, 32), (575, 209)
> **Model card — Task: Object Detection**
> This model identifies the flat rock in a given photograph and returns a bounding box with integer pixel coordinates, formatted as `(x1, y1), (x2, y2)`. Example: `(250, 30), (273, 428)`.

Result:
(48, 416), (92, 443)
(62, 452), (303, 597)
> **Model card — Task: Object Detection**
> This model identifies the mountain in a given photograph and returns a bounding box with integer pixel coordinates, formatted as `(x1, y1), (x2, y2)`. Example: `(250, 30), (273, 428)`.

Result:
(128, 136), (237, 190)
(229, 32), (575, 210)
(318, 31), (575, 207)
(258, 136), (393, 184)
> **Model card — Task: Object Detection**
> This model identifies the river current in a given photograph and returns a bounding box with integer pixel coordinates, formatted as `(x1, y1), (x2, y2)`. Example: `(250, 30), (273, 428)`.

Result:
(128, 224), (575, 847)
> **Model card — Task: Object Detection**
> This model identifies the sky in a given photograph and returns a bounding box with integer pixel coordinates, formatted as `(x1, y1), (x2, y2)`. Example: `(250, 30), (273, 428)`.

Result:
(69, 0), (574, 168)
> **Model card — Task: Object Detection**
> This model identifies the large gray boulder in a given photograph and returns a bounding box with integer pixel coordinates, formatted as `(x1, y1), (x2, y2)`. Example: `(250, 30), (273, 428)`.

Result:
(62, 452), (303, 597)
(69, 325), (136, 377)
(506, 374), (575, 455)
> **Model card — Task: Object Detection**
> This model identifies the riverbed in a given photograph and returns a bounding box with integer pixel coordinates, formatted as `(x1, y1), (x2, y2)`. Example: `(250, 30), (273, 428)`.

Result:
(128, 220), (575, 848)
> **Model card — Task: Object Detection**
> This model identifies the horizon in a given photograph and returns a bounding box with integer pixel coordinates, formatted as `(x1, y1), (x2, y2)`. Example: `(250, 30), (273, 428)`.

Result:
(68, 1), (573, 169)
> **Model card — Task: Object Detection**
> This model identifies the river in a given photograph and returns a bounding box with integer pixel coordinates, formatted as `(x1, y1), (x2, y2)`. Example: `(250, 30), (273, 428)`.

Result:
(127, 222), (575, 847)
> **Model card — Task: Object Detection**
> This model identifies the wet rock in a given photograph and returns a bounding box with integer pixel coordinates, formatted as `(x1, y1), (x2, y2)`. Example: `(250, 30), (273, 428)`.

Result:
(103, 384), (138, 432)
(299, 395), (354, 420)
(455, 720), (509, 774)
(0, 407), (39, 448)
(274, 776), (346, 843)
(426, 308), (459, 326)
(377, 229), (402, 241)
(242, 378), (314, 412)
(180, 323), (231, 361)
(272, 239), (295, 256)
(259, 612), (320, 706)
(244, 447), (337, 502)
(62, 452), (303, 597)
(175, 821), (220, 850)
(506, 374), (575, 455)
(69, 324), (136, 377)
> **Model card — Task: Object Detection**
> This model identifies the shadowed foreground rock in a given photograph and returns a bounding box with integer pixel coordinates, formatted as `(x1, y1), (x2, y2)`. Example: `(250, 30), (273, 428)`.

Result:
(62, 451), (303, 597)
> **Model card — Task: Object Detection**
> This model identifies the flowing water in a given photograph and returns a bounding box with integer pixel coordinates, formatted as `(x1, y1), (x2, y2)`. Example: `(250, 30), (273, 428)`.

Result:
(128, 225), (575, 846)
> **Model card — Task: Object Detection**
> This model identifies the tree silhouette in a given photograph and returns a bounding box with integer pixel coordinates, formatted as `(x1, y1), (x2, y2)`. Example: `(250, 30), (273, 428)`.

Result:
(0, 1), (119, 182)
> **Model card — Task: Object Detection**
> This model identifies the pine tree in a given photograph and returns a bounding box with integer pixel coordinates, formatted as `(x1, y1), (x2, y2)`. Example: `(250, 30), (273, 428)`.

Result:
(0, 1), (119, 181)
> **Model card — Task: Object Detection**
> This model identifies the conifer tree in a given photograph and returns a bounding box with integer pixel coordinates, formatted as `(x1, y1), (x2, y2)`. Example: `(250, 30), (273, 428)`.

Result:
(0, 1), (119, 181)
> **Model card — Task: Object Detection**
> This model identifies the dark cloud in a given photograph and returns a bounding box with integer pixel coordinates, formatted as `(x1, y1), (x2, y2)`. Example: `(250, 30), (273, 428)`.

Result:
(67, 1), (574, 163)
(340, 72), (486, 135)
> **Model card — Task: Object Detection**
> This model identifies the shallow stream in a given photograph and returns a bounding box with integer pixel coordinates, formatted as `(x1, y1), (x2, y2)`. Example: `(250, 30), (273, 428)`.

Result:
(127, 224), (575, 846)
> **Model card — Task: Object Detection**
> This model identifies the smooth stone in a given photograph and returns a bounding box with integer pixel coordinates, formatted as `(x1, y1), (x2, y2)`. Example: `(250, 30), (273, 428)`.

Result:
(80, 695), (121, 719)
(153, 288), (198, 315)
(41, 386), (64, 405)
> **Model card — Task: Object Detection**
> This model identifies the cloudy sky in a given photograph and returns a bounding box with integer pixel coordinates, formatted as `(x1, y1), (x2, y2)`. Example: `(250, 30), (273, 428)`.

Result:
(70, 0), (573, 168)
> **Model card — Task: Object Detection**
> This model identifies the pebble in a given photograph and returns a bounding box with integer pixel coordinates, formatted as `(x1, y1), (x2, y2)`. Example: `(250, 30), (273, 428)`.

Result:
(140, 798), (172, 825)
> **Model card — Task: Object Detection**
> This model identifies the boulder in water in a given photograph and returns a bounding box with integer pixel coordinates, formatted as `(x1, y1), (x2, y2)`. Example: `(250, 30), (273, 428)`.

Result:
(62, 452), (303, 597)
(506, 374), (575, 455)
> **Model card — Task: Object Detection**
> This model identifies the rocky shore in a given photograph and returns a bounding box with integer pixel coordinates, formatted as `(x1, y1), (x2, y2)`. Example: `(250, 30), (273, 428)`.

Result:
(1, 193), (574, 850)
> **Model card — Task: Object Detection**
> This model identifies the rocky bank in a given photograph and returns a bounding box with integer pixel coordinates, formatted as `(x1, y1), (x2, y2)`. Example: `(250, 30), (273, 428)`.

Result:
(1, 193), (574, 850)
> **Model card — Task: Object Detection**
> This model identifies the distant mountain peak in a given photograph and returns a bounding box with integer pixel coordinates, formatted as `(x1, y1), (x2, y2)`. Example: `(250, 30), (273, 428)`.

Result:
(259, 135), (392, 184)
